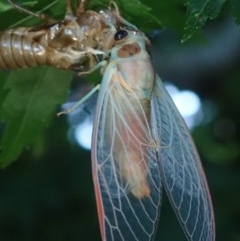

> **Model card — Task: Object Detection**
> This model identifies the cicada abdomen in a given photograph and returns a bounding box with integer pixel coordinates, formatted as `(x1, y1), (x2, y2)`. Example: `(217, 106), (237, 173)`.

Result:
(0, 0), (118, 72)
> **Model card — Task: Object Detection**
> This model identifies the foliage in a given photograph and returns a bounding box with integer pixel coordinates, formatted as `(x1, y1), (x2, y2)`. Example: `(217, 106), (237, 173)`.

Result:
(0, 0), (239, 166)
(0, 68), (71, 167)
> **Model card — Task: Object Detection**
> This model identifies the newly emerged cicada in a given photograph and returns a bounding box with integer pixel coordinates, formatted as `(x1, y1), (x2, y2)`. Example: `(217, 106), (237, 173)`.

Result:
(69, 4), (215, 241)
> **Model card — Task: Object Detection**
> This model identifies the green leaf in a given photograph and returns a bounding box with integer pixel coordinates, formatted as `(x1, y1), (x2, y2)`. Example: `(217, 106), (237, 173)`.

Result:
(230, 0), (240, 24)
(0, 68), (72, 167)
(120, 0), (162, 27)
(183, 0), (225, 42)
(89, 0), (161, 30)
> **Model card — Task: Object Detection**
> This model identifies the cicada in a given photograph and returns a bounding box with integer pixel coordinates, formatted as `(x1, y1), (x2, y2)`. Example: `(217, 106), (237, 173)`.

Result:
(0, 1), (215, 241)
(77, 5), (216, 241)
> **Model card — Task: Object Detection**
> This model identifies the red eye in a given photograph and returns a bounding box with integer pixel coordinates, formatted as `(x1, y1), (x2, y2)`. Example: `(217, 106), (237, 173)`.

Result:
(114, 30), (128, 41)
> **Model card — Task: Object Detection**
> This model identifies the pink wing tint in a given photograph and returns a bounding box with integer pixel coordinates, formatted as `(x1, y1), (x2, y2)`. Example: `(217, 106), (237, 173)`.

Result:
(91, 66), (162, 241)
(151, 75), (215, 241)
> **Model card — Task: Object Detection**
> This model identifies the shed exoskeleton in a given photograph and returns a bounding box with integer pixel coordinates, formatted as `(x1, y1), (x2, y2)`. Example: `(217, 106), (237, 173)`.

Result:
(0, 0), (121, 72)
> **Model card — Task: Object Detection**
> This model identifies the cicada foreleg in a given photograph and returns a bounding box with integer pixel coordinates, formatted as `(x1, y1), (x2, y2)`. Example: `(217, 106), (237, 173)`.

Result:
(108, 1), (138, 30)
(65, 0), (88, 20)
(58, 51), (107, 116)
(57, 84), (100, 116)
(78, 58), (107, 76)
(7, 0), (53, 22)
(69, 47), (107, 73)
(76, 0), (89, 17)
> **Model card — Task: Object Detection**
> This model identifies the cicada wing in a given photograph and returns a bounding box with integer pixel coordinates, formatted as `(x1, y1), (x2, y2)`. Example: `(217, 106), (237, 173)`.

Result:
(91, 67), (162, 241)
(151, 75), (215, 241)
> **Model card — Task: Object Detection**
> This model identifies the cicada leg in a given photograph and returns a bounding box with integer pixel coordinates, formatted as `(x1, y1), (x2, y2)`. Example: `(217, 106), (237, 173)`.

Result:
(71, 47), (108, 76)
(7, 0), (51, 21)
(58, 52), (107, 116)
(109, 1), (138, 30)
(77, 58), (107, 76)
(69, 47), (107, 74)
(57, 84), (100, 116)
(76, 0), (89, 16)
(66, 0), (89, 19)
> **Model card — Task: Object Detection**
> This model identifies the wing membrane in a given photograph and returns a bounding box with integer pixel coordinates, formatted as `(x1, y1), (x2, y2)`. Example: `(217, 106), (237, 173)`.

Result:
(151, 75), (215, 241)
(92, 67), (161, 241)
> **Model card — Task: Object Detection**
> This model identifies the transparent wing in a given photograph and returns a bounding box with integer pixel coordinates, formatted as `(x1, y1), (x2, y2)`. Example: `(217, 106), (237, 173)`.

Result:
(91, 66), (161, 241)
(151, 75), (215, 241)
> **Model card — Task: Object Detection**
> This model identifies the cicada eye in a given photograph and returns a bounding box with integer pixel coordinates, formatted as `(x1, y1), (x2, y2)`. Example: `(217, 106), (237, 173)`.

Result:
(114, 30), (128, 41)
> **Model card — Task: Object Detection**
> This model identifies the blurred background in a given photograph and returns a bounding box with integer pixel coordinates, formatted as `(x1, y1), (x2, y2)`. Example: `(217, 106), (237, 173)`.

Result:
(0, 0), (240, 240)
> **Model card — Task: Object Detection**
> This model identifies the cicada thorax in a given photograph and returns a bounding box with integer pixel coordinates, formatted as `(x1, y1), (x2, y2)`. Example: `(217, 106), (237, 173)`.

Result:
(0, 1), (119, 72)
